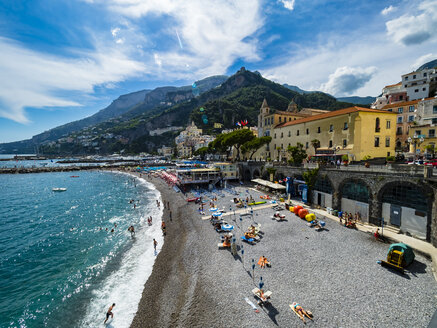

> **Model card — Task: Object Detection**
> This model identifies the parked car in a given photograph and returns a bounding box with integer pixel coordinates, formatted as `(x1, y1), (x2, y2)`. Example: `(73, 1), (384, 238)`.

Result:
(407, 160), (424, 165)
(424, 160), (437, 167)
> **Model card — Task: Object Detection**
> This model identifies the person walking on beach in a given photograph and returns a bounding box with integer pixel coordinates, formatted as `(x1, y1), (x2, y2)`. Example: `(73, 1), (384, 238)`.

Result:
(153, 239), (157, 251)
(104, 303), (115, 324)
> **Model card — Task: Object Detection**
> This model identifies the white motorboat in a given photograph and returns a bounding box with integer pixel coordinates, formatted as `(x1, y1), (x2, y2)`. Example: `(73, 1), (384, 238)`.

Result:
(52, 188), (67, 192)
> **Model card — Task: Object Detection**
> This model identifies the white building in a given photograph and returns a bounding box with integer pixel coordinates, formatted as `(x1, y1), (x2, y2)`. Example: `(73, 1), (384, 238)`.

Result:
(401, 68), (437, 101)
(415, 96), (437, 126)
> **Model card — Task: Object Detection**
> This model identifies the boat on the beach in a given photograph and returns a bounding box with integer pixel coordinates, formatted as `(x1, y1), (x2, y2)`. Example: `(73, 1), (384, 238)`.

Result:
(52, 188), (67, 192)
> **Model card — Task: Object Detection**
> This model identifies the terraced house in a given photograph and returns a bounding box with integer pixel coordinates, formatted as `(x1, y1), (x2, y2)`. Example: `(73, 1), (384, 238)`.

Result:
(266, 107), (397, 162)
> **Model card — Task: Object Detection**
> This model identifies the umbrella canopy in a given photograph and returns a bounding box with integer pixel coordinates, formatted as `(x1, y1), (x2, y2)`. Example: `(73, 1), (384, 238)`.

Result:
(212, 212), (222, 217)
(209, 207), (218, 212)
(222, 224), (234, 231)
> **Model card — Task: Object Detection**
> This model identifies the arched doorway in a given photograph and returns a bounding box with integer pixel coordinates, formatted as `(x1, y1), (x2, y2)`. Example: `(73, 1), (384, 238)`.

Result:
(252, 169), (261, 179)
(379, 182), (433, 240)
(340, 179), (370, 221)
(313, 175), (334, 208)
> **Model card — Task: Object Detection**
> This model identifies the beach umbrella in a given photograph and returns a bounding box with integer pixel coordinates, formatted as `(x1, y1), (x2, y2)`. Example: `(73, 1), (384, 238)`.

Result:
(212, 212), (222, 217)
(222, 224), (234, 231)
(209, 207), (218, 212)
(259, 277), (264, 289)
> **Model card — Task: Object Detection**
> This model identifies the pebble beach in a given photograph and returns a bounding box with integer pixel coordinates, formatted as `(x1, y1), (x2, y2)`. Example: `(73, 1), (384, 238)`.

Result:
(130, 174), (437, 328)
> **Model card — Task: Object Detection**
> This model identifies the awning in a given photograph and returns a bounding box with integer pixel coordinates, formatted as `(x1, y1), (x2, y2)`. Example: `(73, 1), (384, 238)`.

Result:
(251, 178), (286, 190)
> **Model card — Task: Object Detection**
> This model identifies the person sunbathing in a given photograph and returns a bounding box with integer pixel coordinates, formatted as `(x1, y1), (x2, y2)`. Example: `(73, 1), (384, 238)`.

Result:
(258, 256), (271, 268)
(244, 232), (256, 239)
(256, 289), (268, 302)
(291, 302), (313, 323)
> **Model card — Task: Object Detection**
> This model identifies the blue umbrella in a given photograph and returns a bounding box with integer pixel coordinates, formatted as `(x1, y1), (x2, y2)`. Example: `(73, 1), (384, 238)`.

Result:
(209, 207), (218, 212)
(222, 224), (234, 231)
(212, 212), (222, 217)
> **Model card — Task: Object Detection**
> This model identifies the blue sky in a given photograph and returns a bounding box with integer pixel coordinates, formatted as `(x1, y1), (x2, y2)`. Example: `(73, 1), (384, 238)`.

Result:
(0, 0), (436, 143)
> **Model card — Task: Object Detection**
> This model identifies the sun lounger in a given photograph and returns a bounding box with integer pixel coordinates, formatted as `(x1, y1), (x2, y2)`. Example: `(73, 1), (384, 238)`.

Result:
(289, 302), (313, 323)
(252, 288), (272, 305)
(218, 242), (231, 248)
(241, 235), (256, 244)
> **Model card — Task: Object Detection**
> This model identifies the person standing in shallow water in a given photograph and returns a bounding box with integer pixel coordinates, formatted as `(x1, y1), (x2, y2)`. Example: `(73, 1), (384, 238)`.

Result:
(153, 239), (157, 251)
(104, 303), (115, 324)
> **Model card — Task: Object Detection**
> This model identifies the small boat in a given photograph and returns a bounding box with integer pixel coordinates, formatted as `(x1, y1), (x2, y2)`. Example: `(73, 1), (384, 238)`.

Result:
(52, 188), (67, 192)
(70, 175), (79, 178)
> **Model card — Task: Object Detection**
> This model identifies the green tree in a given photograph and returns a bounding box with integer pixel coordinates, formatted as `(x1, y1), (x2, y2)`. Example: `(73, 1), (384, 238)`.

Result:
(241, 136), (272, 159)
(223, 129), (255, 161)
(311, 139), (320, 153)
(208, 133), (228, 154)
(287, 143), (307, 166)
(194, 147), (209, 160)
(302, 168), (319, 204)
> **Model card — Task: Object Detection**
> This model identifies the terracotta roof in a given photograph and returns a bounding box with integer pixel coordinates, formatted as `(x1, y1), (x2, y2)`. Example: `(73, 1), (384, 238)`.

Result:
(384, 82), (402, 88)
(276, 107), (396, 128)
(381, 97), (435, 110)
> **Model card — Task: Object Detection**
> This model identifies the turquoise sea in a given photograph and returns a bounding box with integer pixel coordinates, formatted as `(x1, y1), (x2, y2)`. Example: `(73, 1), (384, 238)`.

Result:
(0, 171), (163, 328)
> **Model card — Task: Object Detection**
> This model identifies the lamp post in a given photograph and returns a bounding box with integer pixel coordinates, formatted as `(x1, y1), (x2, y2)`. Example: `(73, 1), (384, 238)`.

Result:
(408, 136), (425, 160)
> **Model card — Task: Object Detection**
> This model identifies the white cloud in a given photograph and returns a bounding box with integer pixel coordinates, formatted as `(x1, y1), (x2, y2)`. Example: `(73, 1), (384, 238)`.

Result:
(381, 5), (396, 15)
(0, 37), (146, 123)
(411, 53), (435, 70)
(111, 27), (120, 37)
(98, 0), (263, 78)
(279, 0), (295, 11)
(154, 53), (162, 68)
(115, 38), (124, 44)
(261, 28), (437, 97)
(386, 0), (437, 45)
(320, 66), (377, 96)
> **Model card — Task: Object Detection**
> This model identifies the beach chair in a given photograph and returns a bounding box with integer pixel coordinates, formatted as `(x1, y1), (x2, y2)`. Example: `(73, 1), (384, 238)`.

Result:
(218, 242), (231, 249)
(252, 288), (272, 305)
(241, 235), (256, 244)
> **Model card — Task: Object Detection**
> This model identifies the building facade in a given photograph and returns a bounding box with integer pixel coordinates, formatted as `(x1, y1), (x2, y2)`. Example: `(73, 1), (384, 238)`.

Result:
(401, 68), (437, 101)
(372, 83), (407, 109)
(267, 107), (397, 162)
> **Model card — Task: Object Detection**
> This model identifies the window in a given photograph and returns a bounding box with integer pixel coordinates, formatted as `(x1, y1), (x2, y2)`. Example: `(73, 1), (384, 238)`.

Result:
(404, 84), (407, 88)
(274, 133), (276, 139)
(388, 109), (393, 112)
(306, 128), (309, 135)
(397, 116), (403, 123)
(375, 117), (380, 132)
(289, 118), (291, 122)
(415, 89), (419, 93)
(413, 74), (416, 79)
(281, 132), (283, 138)
(398, 107), (403, 113)
(317, 127), (321, 133)
(433, 105), (437, 114)
(288, 131), (291, 137)
(424, 72), (427, 77)
(279, 117), (282, 123)
(281, 144), (283, 149)
(430, 129), (436, 138)
(305, 142), (309, 149)
(297, 130), (299, 136)
(405, 76), (408, 81)
(423, 87), (426, 91)
(385, 137), (390, 147)
(386, 120), (391, 129)
(408, 115), (415, 122)
(329, 140), (333, 148)
(432, 118), (437, 124)
(264, 119), (267, 126)
(329, 124), (333, 132)
(374, 136), (380, 147)
(343, 139), (347, 148)
(400, 95), (403, 100)
(409, 105), (415, 112)
(343, 122), (348, 130)
(415, 130), (421, 136)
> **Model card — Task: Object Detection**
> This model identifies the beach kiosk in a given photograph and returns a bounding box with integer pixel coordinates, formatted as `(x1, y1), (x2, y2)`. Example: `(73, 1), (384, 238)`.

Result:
(379, 243), (415, 273)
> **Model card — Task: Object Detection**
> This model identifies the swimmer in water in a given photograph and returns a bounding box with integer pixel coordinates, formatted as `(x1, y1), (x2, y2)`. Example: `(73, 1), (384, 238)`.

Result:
(104, 303), (115, 324)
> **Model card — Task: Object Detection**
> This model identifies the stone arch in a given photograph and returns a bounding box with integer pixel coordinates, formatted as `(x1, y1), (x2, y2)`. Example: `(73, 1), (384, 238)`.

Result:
(377, 180), (434, 240)
(274, 171), (285, 181)
(314, 174), (334, 194)
(337, 178), (373, 222)
(252, 168), (261, 179)
(243, 168), (252, 181)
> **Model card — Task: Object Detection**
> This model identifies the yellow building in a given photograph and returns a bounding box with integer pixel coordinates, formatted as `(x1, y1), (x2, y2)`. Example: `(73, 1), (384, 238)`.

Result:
(266, 106), (397, 161)
(213, 163), (238, 180)
(257, 99), (328, 138)
(408, 125), (436, 155)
